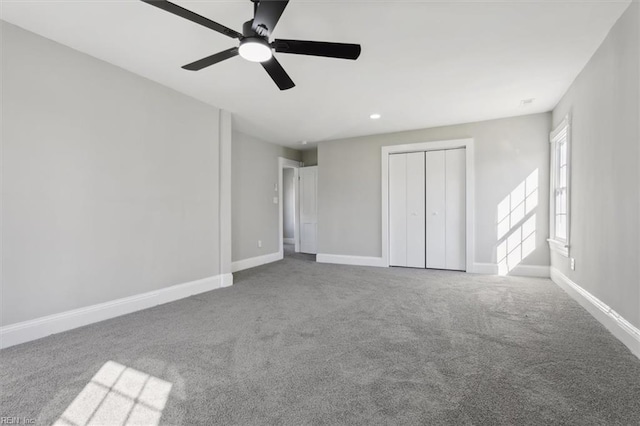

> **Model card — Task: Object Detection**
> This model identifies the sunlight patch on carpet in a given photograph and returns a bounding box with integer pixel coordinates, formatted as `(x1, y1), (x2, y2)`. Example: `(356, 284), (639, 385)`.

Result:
(54, 361), (172, 426)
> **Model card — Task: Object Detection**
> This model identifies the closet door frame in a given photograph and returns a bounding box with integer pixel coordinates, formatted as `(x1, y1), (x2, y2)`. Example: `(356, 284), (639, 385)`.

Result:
(381, 138), (475, 272)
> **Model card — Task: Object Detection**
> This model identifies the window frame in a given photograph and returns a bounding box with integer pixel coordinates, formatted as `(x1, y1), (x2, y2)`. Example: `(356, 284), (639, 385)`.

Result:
(548, 115), (571, 257)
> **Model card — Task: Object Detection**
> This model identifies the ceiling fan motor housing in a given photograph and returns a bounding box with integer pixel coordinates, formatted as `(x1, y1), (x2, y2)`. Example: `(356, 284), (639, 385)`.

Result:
(243, 20), (267, 39)
(239, 20), (272, 62)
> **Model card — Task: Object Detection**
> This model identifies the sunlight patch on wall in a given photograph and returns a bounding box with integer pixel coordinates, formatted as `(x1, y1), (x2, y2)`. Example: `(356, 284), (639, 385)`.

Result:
(54, 361), (172, 426)
(496, 169), (538, 275)
(498, 214), (537, 275)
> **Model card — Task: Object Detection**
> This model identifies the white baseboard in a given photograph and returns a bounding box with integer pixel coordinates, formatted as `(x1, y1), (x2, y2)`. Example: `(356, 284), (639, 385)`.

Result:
(231, 252), (283, 273)
(315, 258), (550, 274)
(472, 263), (499, 274)
(551, 267), (640, 360)
(283, 238), (295, 245)
(509, 264), (550, 278)
(471, 263), (550, 277)
(221, 273), (233, 288)
(317, 254), (386, 267)
(0, 273), (233, 350)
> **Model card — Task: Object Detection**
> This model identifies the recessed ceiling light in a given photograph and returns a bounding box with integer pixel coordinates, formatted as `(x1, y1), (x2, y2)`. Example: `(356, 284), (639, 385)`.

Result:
(520, 98), (535, 106)
(301, 140), (308, 145)
(370, 113), (381, 120)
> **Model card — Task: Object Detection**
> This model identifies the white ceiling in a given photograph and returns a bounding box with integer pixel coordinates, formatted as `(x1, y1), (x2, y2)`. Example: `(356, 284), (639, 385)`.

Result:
(1, 0), (630, 149)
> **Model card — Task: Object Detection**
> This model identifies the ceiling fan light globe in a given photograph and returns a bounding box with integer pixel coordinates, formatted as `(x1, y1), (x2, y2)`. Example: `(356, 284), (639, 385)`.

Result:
(239, 39), (273, 62)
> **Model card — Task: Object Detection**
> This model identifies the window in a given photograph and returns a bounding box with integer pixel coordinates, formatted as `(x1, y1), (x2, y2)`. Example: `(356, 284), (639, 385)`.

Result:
(548, 116), (571, 256)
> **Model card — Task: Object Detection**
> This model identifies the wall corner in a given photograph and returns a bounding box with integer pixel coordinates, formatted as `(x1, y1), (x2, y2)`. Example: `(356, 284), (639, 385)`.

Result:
(219, 110), (233, 281)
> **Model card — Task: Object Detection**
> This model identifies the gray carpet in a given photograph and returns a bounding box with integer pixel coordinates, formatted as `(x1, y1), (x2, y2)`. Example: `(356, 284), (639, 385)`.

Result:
(283, 243), (315, 262)
(2, 255), (640, 425)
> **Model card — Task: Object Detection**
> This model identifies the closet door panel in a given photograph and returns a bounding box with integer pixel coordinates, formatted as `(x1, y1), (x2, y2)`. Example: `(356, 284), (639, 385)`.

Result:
(406, 152), (426, 268)
(389, 154), (407, 266)
(445, 149), (466, 270)
(425, 150), (446, 269)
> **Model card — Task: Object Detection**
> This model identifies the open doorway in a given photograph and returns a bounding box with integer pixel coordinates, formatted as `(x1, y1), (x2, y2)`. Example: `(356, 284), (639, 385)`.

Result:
(278, 157), (300, 258)
(278, 157), (317, 261)
(282, 167), (297, 257)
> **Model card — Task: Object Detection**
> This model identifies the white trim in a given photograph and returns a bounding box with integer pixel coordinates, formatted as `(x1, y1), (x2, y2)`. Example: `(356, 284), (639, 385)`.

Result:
(294, 166), (300, 253)
(218, 110), (233, 278)
(231, 252), (283, 273)
(472, 263), (499, 274)
(547, 238), (569, 257)
(471, 263), (550, 277)
(509, 264), (550, 278)
(278, 157), (302, 258)
(548, 115), (571, 257)
(551, 267), (640, 360)
(317, 254), (386, 267)
(0, 274), (232, 349)
(550, 115), (570, 141)
(381, 138), (475, 271)
(283, 238), (295, 244)
(220, 273), (233, 288)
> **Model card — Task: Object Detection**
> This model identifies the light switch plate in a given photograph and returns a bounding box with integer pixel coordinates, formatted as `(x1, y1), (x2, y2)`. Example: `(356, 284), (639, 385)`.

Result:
(273, 197), (278, 204)
(570, 258), (575, 270)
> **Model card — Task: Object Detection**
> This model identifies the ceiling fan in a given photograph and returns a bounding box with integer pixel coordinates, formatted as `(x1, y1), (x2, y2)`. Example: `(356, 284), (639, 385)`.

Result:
(140, 0), (362, 90)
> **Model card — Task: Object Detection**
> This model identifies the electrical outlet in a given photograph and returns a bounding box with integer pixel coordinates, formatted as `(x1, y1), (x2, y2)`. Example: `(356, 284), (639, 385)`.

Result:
(258, 240), (262, 248)
(570, 258), (575, 271)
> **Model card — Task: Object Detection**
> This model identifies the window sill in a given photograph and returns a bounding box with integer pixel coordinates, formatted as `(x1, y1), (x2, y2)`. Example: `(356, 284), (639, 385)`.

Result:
(548, 238), (569, 257)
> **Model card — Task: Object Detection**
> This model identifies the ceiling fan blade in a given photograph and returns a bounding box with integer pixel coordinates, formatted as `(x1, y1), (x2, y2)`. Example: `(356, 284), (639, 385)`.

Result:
(261, 57), (295, 90)
(140, 0), (242, 39)
(182, 47), (239, 71)
(273, 39), (361, 60)
(252, 0), (289, 37)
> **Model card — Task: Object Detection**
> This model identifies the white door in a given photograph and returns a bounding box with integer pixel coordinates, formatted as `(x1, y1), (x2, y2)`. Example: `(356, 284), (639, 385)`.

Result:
(389, 154), (407, 266)
(389, 149), (466, 271)
(425, 150), (447, 269)
(425, 149), (466, 270)
(406, 153), (426, 267)
(445, 149), (466, 270)
(389, 152), (425, 268)
(299, 166), (318, 254)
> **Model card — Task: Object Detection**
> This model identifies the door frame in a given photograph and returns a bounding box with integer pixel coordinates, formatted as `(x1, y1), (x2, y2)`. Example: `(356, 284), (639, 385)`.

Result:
(381, 138), (475, 272)
(279, 157), (302, 258)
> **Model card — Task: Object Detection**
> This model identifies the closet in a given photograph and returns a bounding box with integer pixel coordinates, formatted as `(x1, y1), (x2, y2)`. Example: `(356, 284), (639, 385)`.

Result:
(389, 149), (466, 271)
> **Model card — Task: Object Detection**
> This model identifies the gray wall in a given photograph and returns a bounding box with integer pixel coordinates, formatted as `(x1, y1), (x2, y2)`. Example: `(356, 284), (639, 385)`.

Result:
(318, 113), (551, 268)
(302, 149), (318, 166)
(551, 2), (639, 328)
(283, 169), (295, 239)
(1, 22), (223, 325)
(232, 131), (301, 262)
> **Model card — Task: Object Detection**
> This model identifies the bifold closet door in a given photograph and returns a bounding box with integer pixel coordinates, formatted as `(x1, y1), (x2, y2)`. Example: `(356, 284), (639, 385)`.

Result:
(425, 151), (446, 269)
(425, 148), (466, 270)
(389, 152), (425, 267)
(389, 154), (407, 266)
(406, 153), (426, 267)
(445, 149), (466, 270)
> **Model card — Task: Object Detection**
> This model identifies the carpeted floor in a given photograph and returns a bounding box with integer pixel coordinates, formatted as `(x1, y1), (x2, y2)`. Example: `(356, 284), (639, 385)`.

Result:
(283, 243), (315, 261)
(1, 253), (640, 425)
